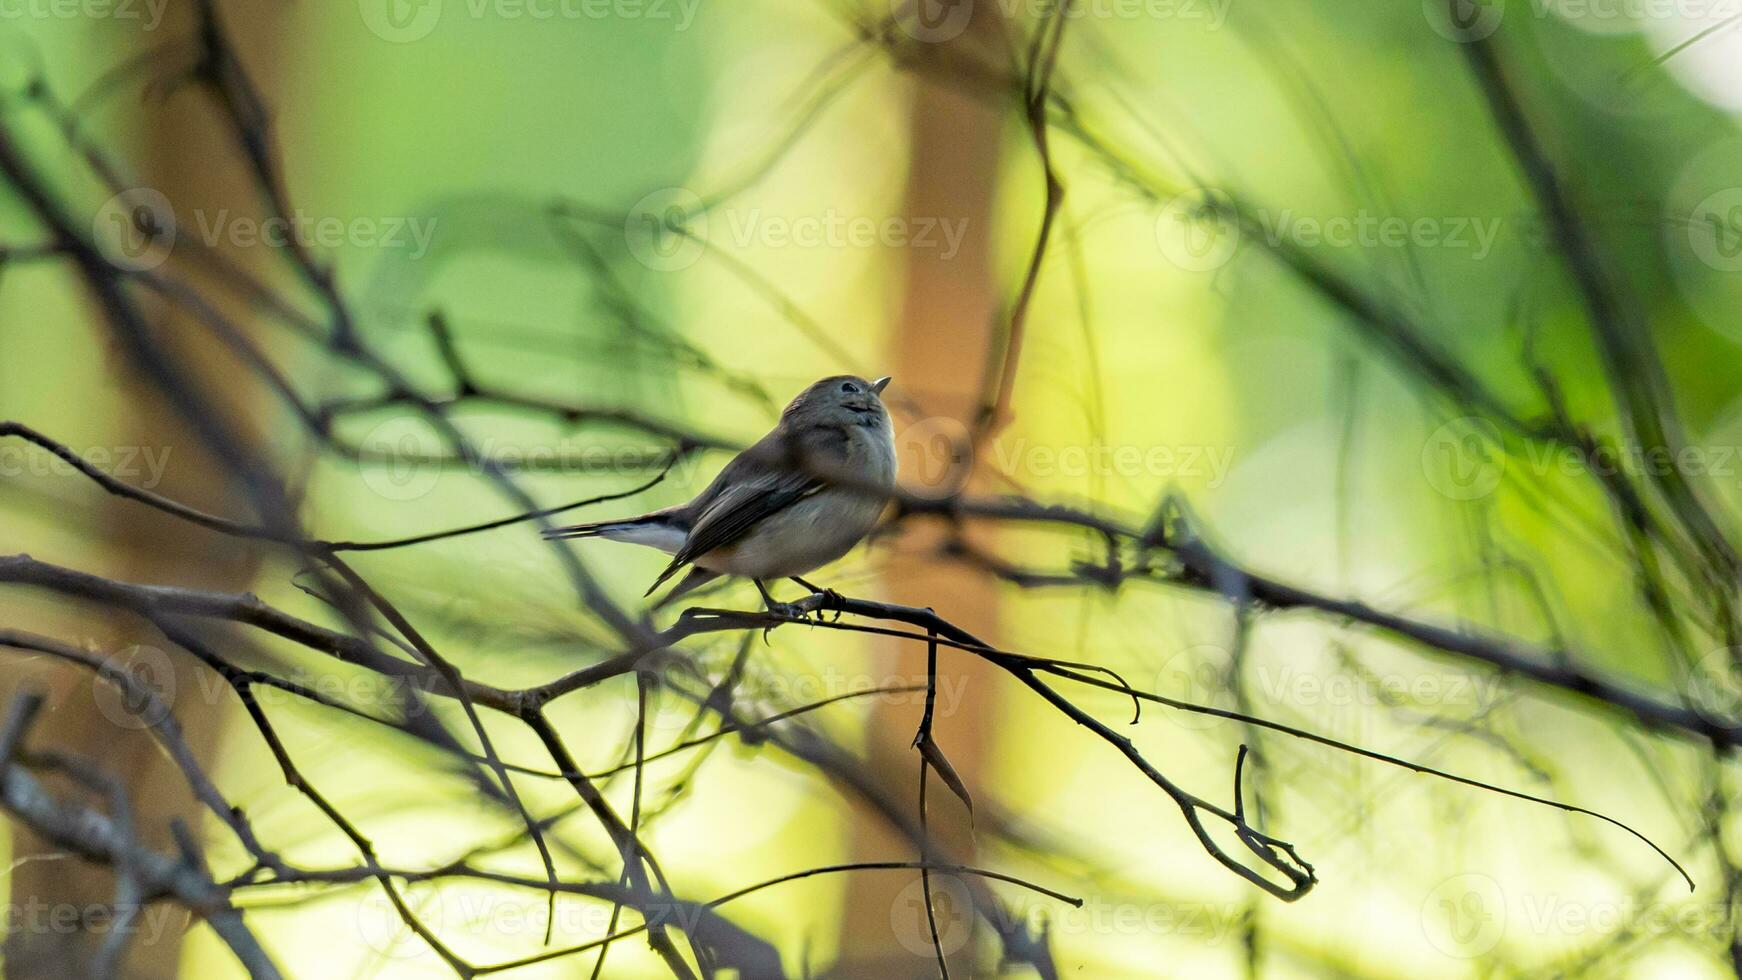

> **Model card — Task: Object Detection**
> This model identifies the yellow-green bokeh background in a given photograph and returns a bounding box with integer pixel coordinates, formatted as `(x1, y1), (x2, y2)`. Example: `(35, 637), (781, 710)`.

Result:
(6, 0), (1742, 976)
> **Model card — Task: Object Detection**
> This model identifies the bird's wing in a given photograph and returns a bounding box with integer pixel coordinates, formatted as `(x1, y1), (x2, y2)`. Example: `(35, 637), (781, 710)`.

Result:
(644, 466), (822, 594)
(645, 429), (843, 595)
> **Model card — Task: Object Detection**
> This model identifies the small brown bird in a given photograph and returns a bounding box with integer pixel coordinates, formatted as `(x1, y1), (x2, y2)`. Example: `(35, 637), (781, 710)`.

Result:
(543, 376), (896, 610)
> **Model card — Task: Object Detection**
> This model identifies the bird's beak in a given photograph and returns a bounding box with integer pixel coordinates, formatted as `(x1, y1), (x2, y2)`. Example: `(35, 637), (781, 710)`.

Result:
(871, 376), (892, 395)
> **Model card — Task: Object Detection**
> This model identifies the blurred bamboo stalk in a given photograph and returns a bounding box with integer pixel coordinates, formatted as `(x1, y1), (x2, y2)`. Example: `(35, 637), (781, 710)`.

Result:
(835, 5), (1011, 975)
(1, 6), (282, 975)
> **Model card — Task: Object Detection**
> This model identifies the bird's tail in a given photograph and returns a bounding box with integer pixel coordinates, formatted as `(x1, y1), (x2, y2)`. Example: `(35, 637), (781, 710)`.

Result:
(540, 519), (615, 541)
(542, 512), (687, 553)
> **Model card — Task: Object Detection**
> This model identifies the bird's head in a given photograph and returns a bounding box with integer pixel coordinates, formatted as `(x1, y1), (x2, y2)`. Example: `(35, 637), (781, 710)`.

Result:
(782, 375), (892, 431)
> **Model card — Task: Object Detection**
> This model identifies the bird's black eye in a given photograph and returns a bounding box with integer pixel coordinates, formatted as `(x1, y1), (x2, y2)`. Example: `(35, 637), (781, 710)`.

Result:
(840, 382), (862, 394)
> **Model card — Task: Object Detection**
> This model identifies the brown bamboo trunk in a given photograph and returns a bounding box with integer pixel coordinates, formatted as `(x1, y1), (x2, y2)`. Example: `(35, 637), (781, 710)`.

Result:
(834, 9), (1010, 976)
(2, 6), (281, 975)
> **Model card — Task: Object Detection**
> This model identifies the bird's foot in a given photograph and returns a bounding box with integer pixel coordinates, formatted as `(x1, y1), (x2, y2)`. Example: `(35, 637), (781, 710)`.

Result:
(789, 578), (845, 622)
(810, 589), (844, 622)
(777, 598), (839, 627)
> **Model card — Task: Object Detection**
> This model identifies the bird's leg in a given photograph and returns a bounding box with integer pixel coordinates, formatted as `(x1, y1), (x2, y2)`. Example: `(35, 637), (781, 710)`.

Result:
(753, 577), (779, 608)
(754, 578), (809, 625)
(789, 576), (843, 621)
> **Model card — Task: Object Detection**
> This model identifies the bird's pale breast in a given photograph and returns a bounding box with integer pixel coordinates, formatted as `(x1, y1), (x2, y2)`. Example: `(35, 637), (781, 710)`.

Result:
(697, 422), (895, 579)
